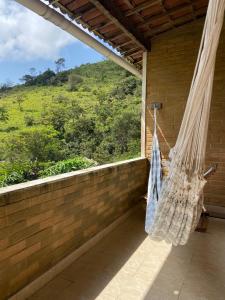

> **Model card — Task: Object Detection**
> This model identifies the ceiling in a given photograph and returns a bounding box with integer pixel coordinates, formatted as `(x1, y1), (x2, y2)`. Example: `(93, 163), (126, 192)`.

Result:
(47, 0), (208, 69)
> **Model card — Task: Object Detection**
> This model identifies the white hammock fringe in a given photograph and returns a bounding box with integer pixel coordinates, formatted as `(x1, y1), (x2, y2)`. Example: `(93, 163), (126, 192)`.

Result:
(148, 167), (206, 246)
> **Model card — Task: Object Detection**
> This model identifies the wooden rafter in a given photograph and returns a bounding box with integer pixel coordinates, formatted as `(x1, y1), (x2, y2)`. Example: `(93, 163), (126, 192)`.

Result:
(118, 40), (135, 47)
(125, 0), (160, 17)
(91, 0), (159, 31)
(188, 0), (197, 19)
(137, 2), (196, 29)
(159, 0), (175, 29)
(89, 0), (151, 50)
(47, 0), (208, 68)
(92, 21), (114, 31)
(122, 0), (152, 52)
(49, 0), (60, 4)
(122, 47), (142, 56)
(145, 7), (205, 38)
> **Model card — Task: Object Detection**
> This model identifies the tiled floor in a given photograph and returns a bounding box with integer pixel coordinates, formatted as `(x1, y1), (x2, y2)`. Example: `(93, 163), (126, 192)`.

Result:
(30, 207), (225, 300)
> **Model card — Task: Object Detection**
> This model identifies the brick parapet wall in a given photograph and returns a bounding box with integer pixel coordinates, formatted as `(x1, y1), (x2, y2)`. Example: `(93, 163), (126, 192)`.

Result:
(146, 18), (225, 207)
(0, 158), (148, 299)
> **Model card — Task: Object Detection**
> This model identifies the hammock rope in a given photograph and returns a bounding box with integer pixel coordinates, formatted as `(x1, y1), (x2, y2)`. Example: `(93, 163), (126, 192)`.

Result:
(145, 0), (225, 246)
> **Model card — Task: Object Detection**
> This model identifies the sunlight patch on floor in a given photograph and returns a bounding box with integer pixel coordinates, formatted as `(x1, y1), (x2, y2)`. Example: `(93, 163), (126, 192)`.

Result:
(95, 238), (173, 300)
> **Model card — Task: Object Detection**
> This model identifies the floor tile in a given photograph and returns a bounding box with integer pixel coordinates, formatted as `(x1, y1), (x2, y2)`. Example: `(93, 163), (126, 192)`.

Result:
(29, 208), (225, 300)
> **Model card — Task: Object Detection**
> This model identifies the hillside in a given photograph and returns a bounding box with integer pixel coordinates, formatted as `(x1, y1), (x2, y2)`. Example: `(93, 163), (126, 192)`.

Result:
(0, 60), (142, 186)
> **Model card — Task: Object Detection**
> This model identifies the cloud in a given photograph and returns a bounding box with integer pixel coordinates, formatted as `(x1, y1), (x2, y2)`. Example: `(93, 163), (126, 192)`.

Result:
(0, 0), (75, 61)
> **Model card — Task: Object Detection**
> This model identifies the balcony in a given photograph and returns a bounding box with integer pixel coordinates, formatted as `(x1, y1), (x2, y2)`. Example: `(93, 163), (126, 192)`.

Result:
(2, 1), (225, 299)
(1, 157), (225, 300)
(25, 204), (225, 300)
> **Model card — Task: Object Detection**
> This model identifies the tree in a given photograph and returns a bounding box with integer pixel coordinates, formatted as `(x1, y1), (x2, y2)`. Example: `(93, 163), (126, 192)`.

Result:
(68, 99), (84, 124)
(51, 71), (69, 85)
(0, 81), (13, 92)
(67, 73), (83, 91)
(29, 67), (37, 77)
(0, 106), (9, 122)
(3, 127), (63, 163)
(35, 69), (55, 85)
(19, 68), (36, 86)
(42, 103), (69, 137)
(15, 94), (26, 111)
(55, 58), (65, 73)
(112, 111), (140, 154)
(110, 76), (141, 100)
(20, 74), (35, 86)
(20, 69), (56, 86)
(64, 116), (99, 158)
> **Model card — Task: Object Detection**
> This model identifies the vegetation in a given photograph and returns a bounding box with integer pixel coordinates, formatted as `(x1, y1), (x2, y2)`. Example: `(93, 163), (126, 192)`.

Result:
(0, 60), (141, 187)
(39, 157), (97, 177)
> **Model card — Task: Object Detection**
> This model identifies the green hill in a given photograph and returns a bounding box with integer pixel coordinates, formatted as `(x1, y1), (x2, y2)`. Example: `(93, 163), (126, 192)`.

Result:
(0, 60), (141, 187)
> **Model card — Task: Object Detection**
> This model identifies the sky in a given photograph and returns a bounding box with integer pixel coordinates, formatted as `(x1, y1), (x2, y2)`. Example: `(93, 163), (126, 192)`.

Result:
(0, 0), (105, 85)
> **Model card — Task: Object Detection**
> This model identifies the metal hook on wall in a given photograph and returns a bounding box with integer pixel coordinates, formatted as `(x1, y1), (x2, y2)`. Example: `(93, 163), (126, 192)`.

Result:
(149, 102), (163, 110)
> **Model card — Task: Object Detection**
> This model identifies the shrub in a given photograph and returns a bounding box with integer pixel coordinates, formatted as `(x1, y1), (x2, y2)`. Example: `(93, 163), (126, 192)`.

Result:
(0, 106), (9, 122)
(3, 127), (63, 163)
(53, 94), (69, 104)
(110, 76), (141, 100)
(0, 171), (25, 187)
(0, 83), (12, 92)
(14, 94), (26, 111)
(24, 114), (35, 126)
(39, 157), (97, 177)
(38, 69), (56, 85)
(51, 71), (69, 85)
(0, 161), (49, 187)
(67, 73), (83, 91)
(0, 126), (18, 133)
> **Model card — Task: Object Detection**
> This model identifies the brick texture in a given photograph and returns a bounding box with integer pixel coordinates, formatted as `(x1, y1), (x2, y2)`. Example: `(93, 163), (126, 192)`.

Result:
(0, 158), (148, 299)
(146, 18), (225, 207)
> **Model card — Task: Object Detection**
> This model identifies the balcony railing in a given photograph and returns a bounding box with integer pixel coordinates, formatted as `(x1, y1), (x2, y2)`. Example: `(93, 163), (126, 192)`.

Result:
(0, 157), (148, 299)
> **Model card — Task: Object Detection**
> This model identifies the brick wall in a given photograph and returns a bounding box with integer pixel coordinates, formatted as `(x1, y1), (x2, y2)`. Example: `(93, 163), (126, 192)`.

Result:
(0, 158), (148, 299)
(146, 18), (225, 207)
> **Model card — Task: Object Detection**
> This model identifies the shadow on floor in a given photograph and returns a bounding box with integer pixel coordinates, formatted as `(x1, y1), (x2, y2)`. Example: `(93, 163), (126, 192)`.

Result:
(31, 207), (148, 300)
(31, 210), (225, 300)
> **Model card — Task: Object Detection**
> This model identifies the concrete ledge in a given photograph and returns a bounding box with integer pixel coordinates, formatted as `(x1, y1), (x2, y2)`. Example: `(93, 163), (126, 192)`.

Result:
(0, 157), (147, 205)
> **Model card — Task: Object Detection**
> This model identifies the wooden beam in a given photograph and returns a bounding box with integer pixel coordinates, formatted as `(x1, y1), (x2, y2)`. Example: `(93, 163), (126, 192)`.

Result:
(159, 0), (175, 29)
(125, 0), (160, 17)
(118, 40), (134, 48)
(49, 0), (77, 19)
(91, 21), (113, 31)
(89, 0), (150, 50)
(49, 0), (60, 4)
(123, 0), (155, 42)
(145, 9), (206, 38)
(122, 47), (142, 56)
(137, 2), (195, 29)
(141, 52), (148, 157)
(110, 32), (126, 41)
(188, 0), (197, 19)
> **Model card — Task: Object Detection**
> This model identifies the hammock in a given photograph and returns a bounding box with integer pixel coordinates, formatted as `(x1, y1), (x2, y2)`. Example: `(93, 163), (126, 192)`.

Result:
(145, 0), (225, 246)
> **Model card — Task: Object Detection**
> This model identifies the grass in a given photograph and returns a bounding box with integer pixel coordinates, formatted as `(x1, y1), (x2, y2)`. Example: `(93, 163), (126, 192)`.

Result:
(0, 83), (102, 140)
